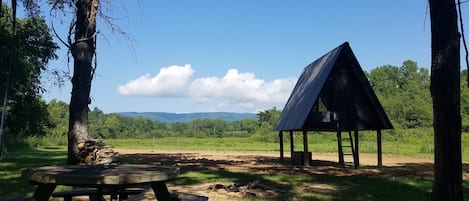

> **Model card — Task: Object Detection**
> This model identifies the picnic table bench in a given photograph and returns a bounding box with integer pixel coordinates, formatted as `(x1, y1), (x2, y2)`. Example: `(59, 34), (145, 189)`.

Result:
(52, 188), (144, 201)
(22, 164), (207, 201)
(50, 189), (208, 201)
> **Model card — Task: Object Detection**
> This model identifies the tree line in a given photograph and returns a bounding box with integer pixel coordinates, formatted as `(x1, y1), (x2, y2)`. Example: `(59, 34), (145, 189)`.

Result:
(4, 58), (469, 144)
(41, 100), (281, 142)
(1, 1), (463, 199)
(0, 4), (454, 139)
(1, 3), (469, 143)
(1, 7), (468, 142)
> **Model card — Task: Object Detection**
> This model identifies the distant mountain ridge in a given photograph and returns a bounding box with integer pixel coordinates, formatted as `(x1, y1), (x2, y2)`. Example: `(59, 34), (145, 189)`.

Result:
(118, 112), (257, 123)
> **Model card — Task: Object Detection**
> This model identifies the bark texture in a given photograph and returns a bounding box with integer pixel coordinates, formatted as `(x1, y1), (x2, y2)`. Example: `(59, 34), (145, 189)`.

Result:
(429, 0), (463, 200)
(67, 0), (99, 165)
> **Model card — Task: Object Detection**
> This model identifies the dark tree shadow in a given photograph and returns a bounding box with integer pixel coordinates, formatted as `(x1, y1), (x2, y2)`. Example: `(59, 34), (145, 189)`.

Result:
(119, 152), (469, 201)
(0, 144), (67, 196)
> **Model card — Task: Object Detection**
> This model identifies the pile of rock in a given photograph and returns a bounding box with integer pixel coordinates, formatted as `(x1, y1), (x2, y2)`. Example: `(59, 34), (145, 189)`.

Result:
(77, 139), (120, 166)
(207, 180), (277, 198)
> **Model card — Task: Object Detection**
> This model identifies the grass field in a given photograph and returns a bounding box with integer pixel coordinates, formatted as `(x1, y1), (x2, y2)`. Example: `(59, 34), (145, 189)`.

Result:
(0, 145), (67, 197)
(105, 133), (469, 161)
(175, 168), (437, 201)
(1, 137), (468, 200)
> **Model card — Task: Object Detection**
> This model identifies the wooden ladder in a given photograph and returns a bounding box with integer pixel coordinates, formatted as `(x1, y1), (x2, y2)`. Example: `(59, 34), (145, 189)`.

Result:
(337, 131), (358, 168)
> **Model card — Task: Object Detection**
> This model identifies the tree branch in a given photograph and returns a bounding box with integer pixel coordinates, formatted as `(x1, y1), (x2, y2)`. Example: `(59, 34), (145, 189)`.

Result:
(457, 0), (469, 87)
(51, 20), (71, 48)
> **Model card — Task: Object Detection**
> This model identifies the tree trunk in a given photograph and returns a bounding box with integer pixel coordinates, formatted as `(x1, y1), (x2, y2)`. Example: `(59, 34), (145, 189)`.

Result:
(0, 87), (9, 160)
(0, 1), (16, 160)
(428, 0), (463, 200)
(67, 0), (99, 165)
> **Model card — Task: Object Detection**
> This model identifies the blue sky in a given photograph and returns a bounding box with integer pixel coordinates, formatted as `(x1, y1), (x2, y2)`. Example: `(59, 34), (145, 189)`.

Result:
(37, 1), (467, 113)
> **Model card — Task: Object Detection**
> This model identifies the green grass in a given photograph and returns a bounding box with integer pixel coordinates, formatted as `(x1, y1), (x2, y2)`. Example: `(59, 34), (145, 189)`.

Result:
(0, 144), (67, 196)
(106, 137), (279, 151)
(24, 127), (469, 161)
(2, 144), (466, 200)
(173, 164), (469, 201)
(2, 136), (469, 200)
(105, 134), (469, 161)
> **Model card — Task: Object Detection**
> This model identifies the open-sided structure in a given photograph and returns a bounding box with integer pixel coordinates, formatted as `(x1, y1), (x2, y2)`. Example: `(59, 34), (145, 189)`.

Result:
(274, 42), (393, 168)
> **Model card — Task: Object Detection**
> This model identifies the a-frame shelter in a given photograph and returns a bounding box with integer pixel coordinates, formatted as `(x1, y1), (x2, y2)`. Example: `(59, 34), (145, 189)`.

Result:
(274, 42), (393, 168)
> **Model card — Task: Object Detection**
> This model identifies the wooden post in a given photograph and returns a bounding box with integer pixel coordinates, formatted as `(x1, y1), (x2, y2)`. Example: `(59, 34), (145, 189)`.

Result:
(337, 131), (344, 167)
(289, 131), (294, 161)
(377, 129), (382, 167)
(303, 130), (309, 166)
(32, 184), (57, 201)
(354, 130), (360, 167)
(151, 182), (172, 201)
(279, 131), (284, 162)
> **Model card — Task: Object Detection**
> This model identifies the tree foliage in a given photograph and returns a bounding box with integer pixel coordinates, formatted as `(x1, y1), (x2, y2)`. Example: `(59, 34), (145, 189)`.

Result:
(257, 107), (281, 127)
(368, 60), (432, 129)
(41, 100), (267, 140)
(0, 3), (58, 139)
(35, 61), (469, 144)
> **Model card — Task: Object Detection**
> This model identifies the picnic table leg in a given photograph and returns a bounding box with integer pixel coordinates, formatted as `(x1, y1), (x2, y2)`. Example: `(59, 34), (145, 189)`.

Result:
(89, 188), (106, 201)
(32, 183), (56, 201)
(151, 182), (172, 201)
(89, 195), (106, 201)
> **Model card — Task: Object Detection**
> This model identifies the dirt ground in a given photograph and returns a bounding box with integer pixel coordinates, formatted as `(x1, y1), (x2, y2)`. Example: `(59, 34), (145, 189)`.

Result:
(107, 148), (469, 201)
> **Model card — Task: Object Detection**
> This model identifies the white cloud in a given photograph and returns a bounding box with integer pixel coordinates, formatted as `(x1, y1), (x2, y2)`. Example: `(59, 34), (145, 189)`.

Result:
(118, 64), (194, 97)
(189, 69), (296, 112)
(118, 65), (297, 112)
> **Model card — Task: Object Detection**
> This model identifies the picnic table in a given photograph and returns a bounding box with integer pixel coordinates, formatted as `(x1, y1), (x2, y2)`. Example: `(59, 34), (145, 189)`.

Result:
(22, 164), (179, 201)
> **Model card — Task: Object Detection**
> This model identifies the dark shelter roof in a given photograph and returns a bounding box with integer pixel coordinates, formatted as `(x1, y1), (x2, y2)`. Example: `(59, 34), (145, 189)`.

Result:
(275, 42), (393, 131)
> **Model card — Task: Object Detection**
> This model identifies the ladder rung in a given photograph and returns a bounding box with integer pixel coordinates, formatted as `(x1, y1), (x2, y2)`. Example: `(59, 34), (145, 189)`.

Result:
(342, 145), (352, 148)
(343, 153), (354, 155)
(341, 138), (351, 141)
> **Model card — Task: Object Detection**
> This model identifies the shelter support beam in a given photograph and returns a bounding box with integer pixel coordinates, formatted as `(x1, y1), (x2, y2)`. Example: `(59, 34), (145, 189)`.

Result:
(354, 130), (360, 167)
(377, 129), (382, 167)
(337, 131), (345, 167)
(279, 131), (284, 162)
(303, 130), (309, 166)
(289, 131), (294, 161)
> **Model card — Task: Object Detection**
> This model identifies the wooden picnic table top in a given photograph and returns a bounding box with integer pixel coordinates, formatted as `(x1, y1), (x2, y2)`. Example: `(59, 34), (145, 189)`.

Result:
(22, 164), (180, 187)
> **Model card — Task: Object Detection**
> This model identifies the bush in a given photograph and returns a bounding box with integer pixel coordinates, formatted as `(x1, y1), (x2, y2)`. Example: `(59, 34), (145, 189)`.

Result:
(250, 123), (279, 143)
(23, 132), (67, 147)
(419, 143), (433, 154)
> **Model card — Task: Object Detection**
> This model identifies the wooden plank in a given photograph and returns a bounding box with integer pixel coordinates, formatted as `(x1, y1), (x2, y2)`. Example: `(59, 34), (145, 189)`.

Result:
(52, 188), (144, 198)
(23, 165), (179, 186)
(279, 131), (284, 162)
(32, 183), (56, 201)
(151, 181), (171, 201)
(347, 131), (358, 169)
(354, 130), (360, 167)
(53, 189), (97, 201)
(303, 130), (309, 166)
(289, 131), (294, 161)
(0, 195), (30, 201)
(337, 131), (344, 167)
(377, 129), (382, 167)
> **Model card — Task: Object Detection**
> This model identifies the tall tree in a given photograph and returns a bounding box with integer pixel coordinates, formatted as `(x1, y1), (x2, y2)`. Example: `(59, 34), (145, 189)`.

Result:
(428, 0), (463, 200)
(368, 61), (432, 128)
(66, 0), (99, 165)
(257, 107), (281, 127)
(0, 3), (57, 149)
(0, 0), (17, 159)
(14, 0), (116, 164)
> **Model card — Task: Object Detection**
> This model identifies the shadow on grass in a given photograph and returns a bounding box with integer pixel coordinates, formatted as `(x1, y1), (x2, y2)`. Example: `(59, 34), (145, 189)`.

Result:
(119, 152), (469, 201)
(0, 142), (67, 196)
(2, 147), (468, 200)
